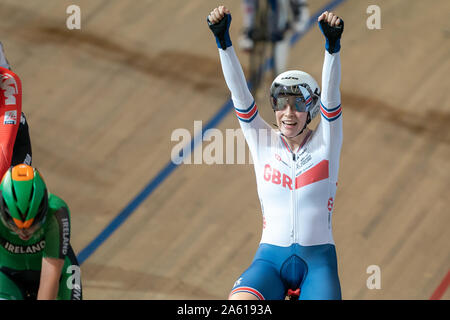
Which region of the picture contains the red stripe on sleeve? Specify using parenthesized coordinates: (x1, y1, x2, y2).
(320, 105, 341, 118)
(235, 104, 257, 120)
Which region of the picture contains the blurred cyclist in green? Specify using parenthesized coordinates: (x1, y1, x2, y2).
(0, 164, 82, 300)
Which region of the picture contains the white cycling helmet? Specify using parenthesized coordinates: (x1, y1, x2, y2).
(270, 70, 321, 123)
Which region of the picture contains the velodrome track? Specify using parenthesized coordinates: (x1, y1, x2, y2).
(1, 0, 449, 299)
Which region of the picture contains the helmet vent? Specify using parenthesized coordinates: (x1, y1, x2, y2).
(32, 189, 48, 227)
(11, 184, 17, 202)
(0, 165, 48, 231)
(16, 206, 26, 221)
(29, 184, 34, 202)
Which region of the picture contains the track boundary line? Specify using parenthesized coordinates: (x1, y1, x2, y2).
(430, 270, 450, 300)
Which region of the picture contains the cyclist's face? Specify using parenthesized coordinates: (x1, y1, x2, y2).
(275, 103, 308, 138)
(12, 224, 39, 241)
(17, 230, 33, 241)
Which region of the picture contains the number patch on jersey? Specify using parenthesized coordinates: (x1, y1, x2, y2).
(3, 110, 17, 125)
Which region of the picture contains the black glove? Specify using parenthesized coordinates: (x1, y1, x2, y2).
(207, 14, 232, 50)
(319, 18, 344, 54)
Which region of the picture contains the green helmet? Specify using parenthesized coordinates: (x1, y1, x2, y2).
(0, 164, 48, 232)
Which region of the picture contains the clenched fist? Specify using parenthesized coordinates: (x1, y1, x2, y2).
(207, 5, 233, 50)
(208, 6, 230, 25)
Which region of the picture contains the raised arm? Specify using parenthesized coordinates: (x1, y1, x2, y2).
(316, 12, 344, 182)
(207, 6, 272, 154)
(0, 42, 11, 70)
(0, 48, 22, 177)
(0, 43, 33, 168)
(208, 7, 255, 119)
(318, 11, 343, 117)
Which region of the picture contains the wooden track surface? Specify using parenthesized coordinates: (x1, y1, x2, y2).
(1, 0, 448, 299)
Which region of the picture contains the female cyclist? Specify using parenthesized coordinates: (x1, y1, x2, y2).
(208, 6, 344, 300)
(0, 41, 33, 173)
(0, 164, 82, 300)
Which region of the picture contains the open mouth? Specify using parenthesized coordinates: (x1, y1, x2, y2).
(18, 232, 32, 241)
(282, 120, 297, 128)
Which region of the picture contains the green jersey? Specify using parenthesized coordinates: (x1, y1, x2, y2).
(0, 193, 71, 270)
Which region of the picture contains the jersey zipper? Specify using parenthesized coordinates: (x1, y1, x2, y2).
(290, 131, 311, 244)
(291, 152, 297, 244)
